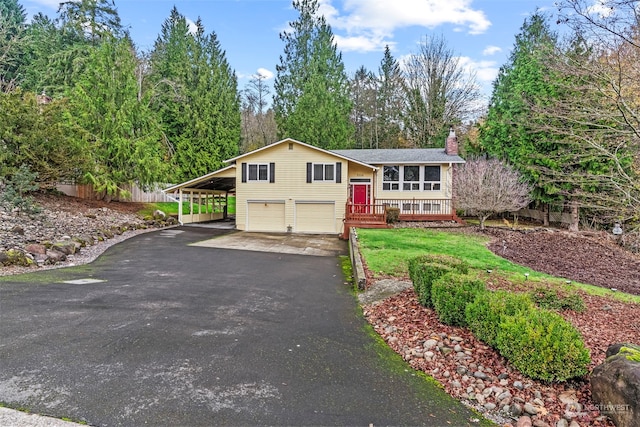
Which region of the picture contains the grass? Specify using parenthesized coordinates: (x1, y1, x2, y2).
(356, 227, 640, 303)
(357, 228, 549, 281)
(138, 197, 236, 217)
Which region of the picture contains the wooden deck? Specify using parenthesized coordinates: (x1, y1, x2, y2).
(341, 199, 461, 239)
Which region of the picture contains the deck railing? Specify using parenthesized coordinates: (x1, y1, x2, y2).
(375, 198, 453, 217)
(345, 203, 387, 222)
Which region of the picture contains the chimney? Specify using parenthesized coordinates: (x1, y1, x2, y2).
(445, 126, 458, 156)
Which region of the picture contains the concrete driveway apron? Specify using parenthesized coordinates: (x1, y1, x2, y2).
(0, 227, 489, 426)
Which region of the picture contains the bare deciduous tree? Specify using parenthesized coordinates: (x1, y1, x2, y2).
(403, 34, 483, 147)
(454, 157, 532, 229)
(241, 72, 277, 152)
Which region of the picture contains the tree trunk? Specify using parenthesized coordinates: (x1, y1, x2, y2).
(569, 198, 579, 232)
(543, 203, 550, 226)
(479, 214, 490, 230)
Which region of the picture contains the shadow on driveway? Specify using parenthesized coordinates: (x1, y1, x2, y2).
(0, 227, 490, 426)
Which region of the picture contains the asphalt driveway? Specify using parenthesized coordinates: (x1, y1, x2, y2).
(0, 227, 488, 426)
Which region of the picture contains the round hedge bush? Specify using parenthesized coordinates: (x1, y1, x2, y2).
(465, 290, 534, 347)
(431, 273, 486, 326)
(408, 254, 469, 307)
(495, 308, 590, 382)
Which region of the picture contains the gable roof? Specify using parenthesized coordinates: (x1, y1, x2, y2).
(225, 138, 377, 170)
(331, 148, 465, 164)
(163, 164, 236, 193)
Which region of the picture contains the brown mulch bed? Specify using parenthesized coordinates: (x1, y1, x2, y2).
(485, 227, 640, 295)
(362, 226, 640, 426)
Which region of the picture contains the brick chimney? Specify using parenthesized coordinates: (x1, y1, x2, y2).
(445, 126, 458, 156)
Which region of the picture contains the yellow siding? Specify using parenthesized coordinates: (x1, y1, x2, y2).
(235, 140, 363, 234)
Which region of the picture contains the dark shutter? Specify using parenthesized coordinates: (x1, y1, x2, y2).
(241, 163, 247, 183)
(306, 162, 312, 183)
(269, 162, 275, 183)
(336, 162, 342, 183)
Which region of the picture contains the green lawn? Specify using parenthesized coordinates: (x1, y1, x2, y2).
(356, 227, 640, 303)
(138, 196, 236, 217)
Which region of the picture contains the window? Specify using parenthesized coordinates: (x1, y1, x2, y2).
(383, 166, 399, 190)
(381, 165, 442, 192)
(242, 162, 275, 183)
(423, 165, 441, 191)
(313, 163, 335, 181)
(248, 164, 269, 182)
(403, 166, 420, 191)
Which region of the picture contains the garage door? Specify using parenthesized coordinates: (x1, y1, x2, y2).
(247, 201, 286, 232)
(295, 202, 336, 233)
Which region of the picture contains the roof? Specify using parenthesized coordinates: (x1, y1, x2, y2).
(225, 138, 377, 171)
(163, 165, 236, 193)
(331, 148, 465, 164)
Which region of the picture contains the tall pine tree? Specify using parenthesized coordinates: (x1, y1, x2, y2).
(273, 0, 353, 149)
(376, 46, 405, 148)
(69, 36, 169, 198)
(149, 8, 240, 182)
(479, 12, 563, 224)
(0, 0, 27, 90)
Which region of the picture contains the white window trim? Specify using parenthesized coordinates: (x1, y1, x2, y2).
(247, 163, 270, 182)
(312, 163, 336, 182)
(382, 165, 442, 192)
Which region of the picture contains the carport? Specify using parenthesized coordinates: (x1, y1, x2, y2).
(163, 165, 236, 225)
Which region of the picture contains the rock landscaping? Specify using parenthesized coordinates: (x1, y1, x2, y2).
(0, 193, 175, 274)
(360, 226, 640, 427)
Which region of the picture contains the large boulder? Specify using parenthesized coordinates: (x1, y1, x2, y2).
(591, 343, 640, 427)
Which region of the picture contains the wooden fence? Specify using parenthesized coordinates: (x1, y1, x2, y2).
(55, 183, 175, 203)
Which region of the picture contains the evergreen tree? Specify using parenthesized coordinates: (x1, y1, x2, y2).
(18, 13, 66, 94)
(0, 0, 26, 90)
(57, 0, 123, 45)
(0, 89, 91, 184)
(273, 0, 353, 149)
(479, 12, 563, 223)
(69, 36, 169, 199)
(149, 8, 240, 182)
(376, 46, 405, 148)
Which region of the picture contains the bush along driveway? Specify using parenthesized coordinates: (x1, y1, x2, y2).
(357, 227, 640, 426)
(0, 227, 491, 426)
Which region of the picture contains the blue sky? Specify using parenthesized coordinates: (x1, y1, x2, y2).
(20, 0, 566, 100)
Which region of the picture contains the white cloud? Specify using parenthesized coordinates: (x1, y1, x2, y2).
(255, 68, 274, 80)
(323, 0, 491, 53)
(185, 18, 198, 35)
(586, 0, 614, 18)
(333, 34, 394, 53)
(482, 45, 502, 56)
(328, 0, 491, 34)
(458, 56, 499, 84)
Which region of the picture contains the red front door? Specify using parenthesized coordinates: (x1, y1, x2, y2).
(351, 184, 370, 213)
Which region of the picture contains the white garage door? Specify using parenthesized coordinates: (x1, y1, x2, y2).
(247, 201, 286, 232)
(295, 202, 336, 233)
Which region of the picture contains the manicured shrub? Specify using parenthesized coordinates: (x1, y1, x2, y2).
(409, 262, 452, 307)
(407, 254, 469, 307)
(465, 290, 534, 347)
(528, 286, 585, 312)
(495, 308, 591, 382)
(385, 207, 400, 224)
(431, 273, 486, 326)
